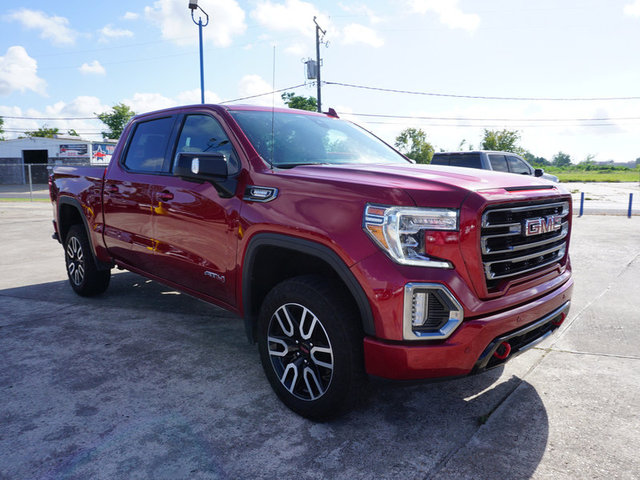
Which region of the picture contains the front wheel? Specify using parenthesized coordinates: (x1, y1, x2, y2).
(257, 275, 364, 420)
(64, 224, 111, 296)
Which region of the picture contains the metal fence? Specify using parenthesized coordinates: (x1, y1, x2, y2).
(0, 162, 107, 201)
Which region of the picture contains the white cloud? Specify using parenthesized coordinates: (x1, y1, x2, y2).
(0, 96, 110, 140)
(123, 92, 177, 113)
(338, 3, 382, 25)
(6, 9, 78, 46)
(342, 24, 384, 47)
(0, 46, 47, 96)
(176, 89, 221, 105)
(624, 0, 640, 17)
(144, 0, 246, 47)
(285, 43, 306, 56)
(236, 74, 286, 107)
(123, 89, 221, 113)
(408, 0, 480, 32)
(123, 12, 140, 20)
(251, 0, 329, 38)
(79, 60, 106, 76)
(99, 24, 134, 42)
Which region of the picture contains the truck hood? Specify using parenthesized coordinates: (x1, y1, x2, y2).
(282, 162, 564, 207)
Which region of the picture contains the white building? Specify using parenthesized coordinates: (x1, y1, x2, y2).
(0, 137, 116, 184)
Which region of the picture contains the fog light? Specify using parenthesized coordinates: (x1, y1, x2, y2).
(403, 283, 464, 340)
(412, 291, 428, 327)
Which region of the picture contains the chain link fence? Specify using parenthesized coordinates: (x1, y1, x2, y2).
(0, 161, 108, 201)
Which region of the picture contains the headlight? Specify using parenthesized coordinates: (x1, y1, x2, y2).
(363, 204, 458, 268)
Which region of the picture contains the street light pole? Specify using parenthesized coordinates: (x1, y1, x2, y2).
(189, 1, 209, 104)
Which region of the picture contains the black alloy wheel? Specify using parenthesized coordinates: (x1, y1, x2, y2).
(257, 275, 364, 420)
(64, 225, 111, 296)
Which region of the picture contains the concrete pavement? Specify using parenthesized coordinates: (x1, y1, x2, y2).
(0, 203, 639, 479)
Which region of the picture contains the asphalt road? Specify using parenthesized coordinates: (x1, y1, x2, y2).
(1, 203, 639, 479)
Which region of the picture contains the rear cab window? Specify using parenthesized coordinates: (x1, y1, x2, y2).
(431, 153, 482, 169)
(122, 116, 175, 173)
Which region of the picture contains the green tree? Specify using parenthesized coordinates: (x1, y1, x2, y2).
(96, 103, 135, 140)
(552, 151, 572, 167)
(281, 92, 317, 111)
(0, 116, 4, 140)
(522, 151, 550, 167)
(635, 157, 640, 168)
(67, 129, 80, 136)
(394, 128, 434, 164)
(26, 126, 60, 138)
(481, 129, 525, 155)
(458, 139, 474, 150)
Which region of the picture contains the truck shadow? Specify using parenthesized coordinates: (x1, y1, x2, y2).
(1, 274, 548, 480)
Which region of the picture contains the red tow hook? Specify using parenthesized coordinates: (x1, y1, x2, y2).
(493, 341, 512, 360)
(552, 312, 567, 327)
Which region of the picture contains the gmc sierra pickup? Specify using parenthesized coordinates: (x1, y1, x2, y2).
(50, 104, 573, 419)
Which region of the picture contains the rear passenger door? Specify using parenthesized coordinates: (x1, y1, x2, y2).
(103, 115, 178, 271)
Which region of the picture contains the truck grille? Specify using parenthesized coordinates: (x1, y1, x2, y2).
(481, 200, 570, 289)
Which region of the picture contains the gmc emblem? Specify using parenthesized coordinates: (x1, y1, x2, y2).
(524, 216, 562, 236)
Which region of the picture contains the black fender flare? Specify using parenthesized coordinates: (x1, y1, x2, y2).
(241, 233, 376, 342)
(57, 196, 111, 271)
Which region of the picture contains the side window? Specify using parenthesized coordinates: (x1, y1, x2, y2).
(174, 115, 239, 174)
(507, 156, 532, 175)
(489, 154, 508, 172)
(123, 117, 174, 173)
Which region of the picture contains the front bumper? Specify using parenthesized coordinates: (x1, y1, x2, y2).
(363, 276, 573, 380)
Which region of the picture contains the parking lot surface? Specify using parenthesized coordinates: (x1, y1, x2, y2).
(1, 203, 639, 479)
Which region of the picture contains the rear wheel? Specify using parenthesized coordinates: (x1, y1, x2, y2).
(64, 224, 111, 296)
(257, 275, 364, 420)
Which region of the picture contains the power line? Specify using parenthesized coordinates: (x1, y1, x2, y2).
(360, 121, 632, 128)
(1, 116, 100, 120)
(324, 81, 640, 102)
(348, 112, 640, 122)
(219, 83, 307, 104)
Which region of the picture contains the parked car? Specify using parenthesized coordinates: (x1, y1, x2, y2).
(50, 105, 572, 419)
(431, 151, 559, 182)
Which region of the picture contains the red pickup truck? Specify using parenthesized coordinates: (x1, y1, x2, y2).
(50, 104, 573, 419)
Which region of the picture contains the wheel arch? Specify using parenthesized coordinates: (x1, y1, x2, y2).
(57, 196, 110, 270)
(241, 233, 375, 343)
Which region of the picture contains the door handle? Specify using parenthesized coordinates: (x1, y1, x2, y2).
(158, 191, 174, 202)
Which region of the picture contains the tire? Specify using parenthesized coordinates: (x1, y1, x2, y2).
(257, 275, 364, 420)
(64, 224, 111, 296)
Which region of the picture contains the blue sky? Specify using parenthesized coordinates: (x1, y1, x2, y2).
(2, 0, 640, 163)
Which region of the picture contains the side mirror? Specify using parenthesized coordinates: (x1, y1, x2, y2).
(534, 168, 544, 177)
(173, 152, 228, 182)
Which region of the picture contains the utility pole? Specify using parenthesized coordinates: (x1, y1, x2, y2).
(314, 16, 326, 113)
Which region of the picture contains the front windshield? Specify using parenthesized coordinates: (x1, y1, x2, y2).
(229, 110, 409, 167)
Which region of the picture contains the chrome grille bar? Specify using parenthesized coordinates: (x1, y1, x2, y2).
(481, 200, 570, 285)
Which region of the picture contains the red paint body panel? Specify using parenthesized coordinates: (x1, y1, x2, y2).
(50, 103, 574, 382)
(363, 276, 573, 380)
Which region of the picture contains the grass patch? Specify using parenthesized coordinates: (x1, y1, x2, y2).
(0, 198, 49, 203)
(557, 170, 640, 182)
